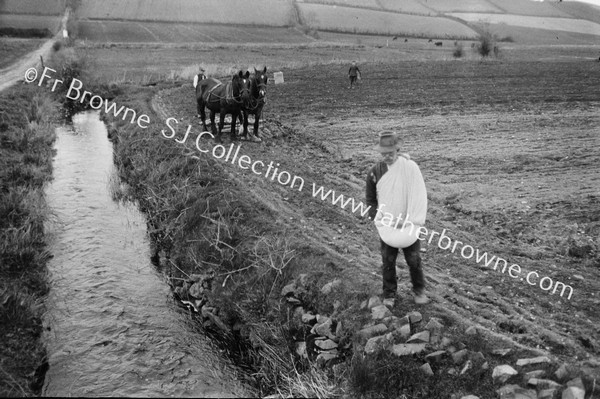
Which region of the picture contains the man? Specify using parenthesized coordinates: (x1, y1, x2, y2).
(348, 61, 361, 89)
(366, 131, 429, 305)
(193, 67, 207, 89)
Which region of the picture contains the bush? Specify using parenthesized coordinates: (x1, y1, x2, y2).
(453, 43, 464, 58)
(476, 31, 496, 58)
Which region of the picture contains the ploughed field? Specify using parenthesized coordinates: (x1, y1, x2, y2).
(161, 57, 600, 369)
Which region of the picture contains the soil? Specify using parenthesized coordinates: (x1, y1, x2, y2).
(157, 56, 600, 378)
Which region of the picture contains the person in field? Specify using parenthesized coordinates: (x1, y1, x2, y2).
(348, 61, 361, 89)
(366, 131, 429, 306)
(193, 67, 207, 89)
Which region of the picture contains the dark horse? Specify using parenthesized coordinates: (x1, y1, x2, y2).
(196, 70, 250, 142)
(239, 67, 268, 142)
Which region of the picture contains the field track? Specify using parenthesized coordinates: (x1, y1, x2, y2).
(157, 58, 600, 369)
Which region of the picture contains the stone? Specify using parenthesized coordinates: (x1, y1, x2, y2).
(311, 318, 335, 338)
(321, 279, 341, 295)
(496, 384, 536, 399)
(367, 296, 382, 309)
(460, 396, 480, 399)
(425, 350, 446, 363)
(286, 297, 302, 305)
(301, 313, 317, 324)
(281, 282, 296, 297)
(315, 339, 338, 351)
(335, 320, 343, 337)
(537, 388, 558, 399)
(383, 297, 395, 308)
(425, 317, 444, 331)
(420, 363, 434, 376)
(407, 311, 423, 324)
(554, 364, 570, 381)
(357, 324, 388, 340)
(470, 351, 485, 363)
(460, 360, 473, 375)
(527, 378, 562, 390)
(360, 300, 368, 310)
(371, 305, 393, 320)
(365, 335, 391, 354)
(392, 343, 426, 356)
(188, 282, 204, 298)
(398, 324, 411, 340)
(524, 369, 546, 380)
(492, 348, 512, 356)
(561, 387, 585, 399)
(492, 365, 518, 384)
(295, 341, 308, 359)
(316, 352, 338, 365)
(452, 349, 469, 365)
(440, 337, 453, 348)
(516, 356, 552, 367)
(566, 377, 585, 391)
(407, 330, 430, 344)
(465, 326, 478, 335)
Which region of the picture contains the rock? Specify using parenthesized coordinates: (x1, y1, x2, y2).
(492, 365, 518, 384)
(335, 320, 343, 337)
(554, 364, 570, 381)
(371, 305, 392, 320)
(440, 337, 453, 348)
(315, 339, 338, 351)
(316, 351, 338, 365)
(561, 387, 585, 399)
(383, 297, 395, 308)
(425, 317, 444, 333)
(293, 306, 305, 320)
(537, 388, 558, 399)
(465, 326, 478, 335)
(360, 300, 368, 310)
(566, 377, 585, 391)
(398, 324, 411, 340)
(452, 349, 469, 365)
(391, 343, 426, 356)
(524, 369, 546, 380)
(407, 330, 430, 344)
(286, 297, 302, 305)
(311, 318, 335, 338)
(407, 311, 422, 324)
(460, 360, 472, 375)
(527, 378, 562, 390)
(321, 279, 341, 295)
(302, 313, 317, 324)
(460, 396, 480, 399)
(365, 335, 391, 354)
(492, 348, 512, 356)
(573, 274, 584, 280)
(482, 362, 489, 370)
(295, 341, 308, 359)
(357, 324, 388, 341)
(420, 363, 434, 376)
(425, 350, 446, 363)
(516, 356, 552, 367)
(447, 368, 458, 376)
(470, 351, 485, 363)
(496, 384, 536, 399)
(281, 282, 296, 297)
(367, 296, 382, 309)
(188, 282, 204, 298)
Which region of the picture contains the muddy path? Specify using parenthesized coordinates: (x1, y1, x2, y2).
(158, 58, 600, 375)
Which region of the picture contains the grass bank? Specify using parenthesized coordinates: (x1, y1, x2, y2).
(103, 79, 557, 398)
(0, 84, 58, 396)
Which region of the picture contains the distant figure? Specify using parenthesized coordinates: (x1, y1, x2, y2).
(435, 41, 443, 47)
(193, 67, 207, 89)
(404, 38, 408, 42)
(348, 61, 361, 89)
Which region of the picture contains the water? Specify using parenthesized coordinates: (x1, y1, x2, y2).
(42, 112, 248, 397)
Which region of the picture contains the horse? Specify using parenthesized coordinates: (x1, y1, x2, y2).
(196, 70, 251, 142)
(238, 67, 268, 142)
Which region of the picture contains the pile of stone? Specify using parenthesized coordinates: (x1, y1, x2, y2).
(280, 275, 595, 399)
(173, 271, 231, 334)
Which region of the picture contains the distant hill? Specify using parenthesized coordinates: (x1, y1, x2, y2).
(1, 0, 599, 44)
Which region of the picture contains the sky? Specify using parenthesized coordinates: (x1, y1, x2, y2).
(561, 0, 600, 6)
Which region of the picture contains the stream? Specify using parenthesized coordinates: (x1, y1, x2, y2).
(42, 111, 248, 397)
